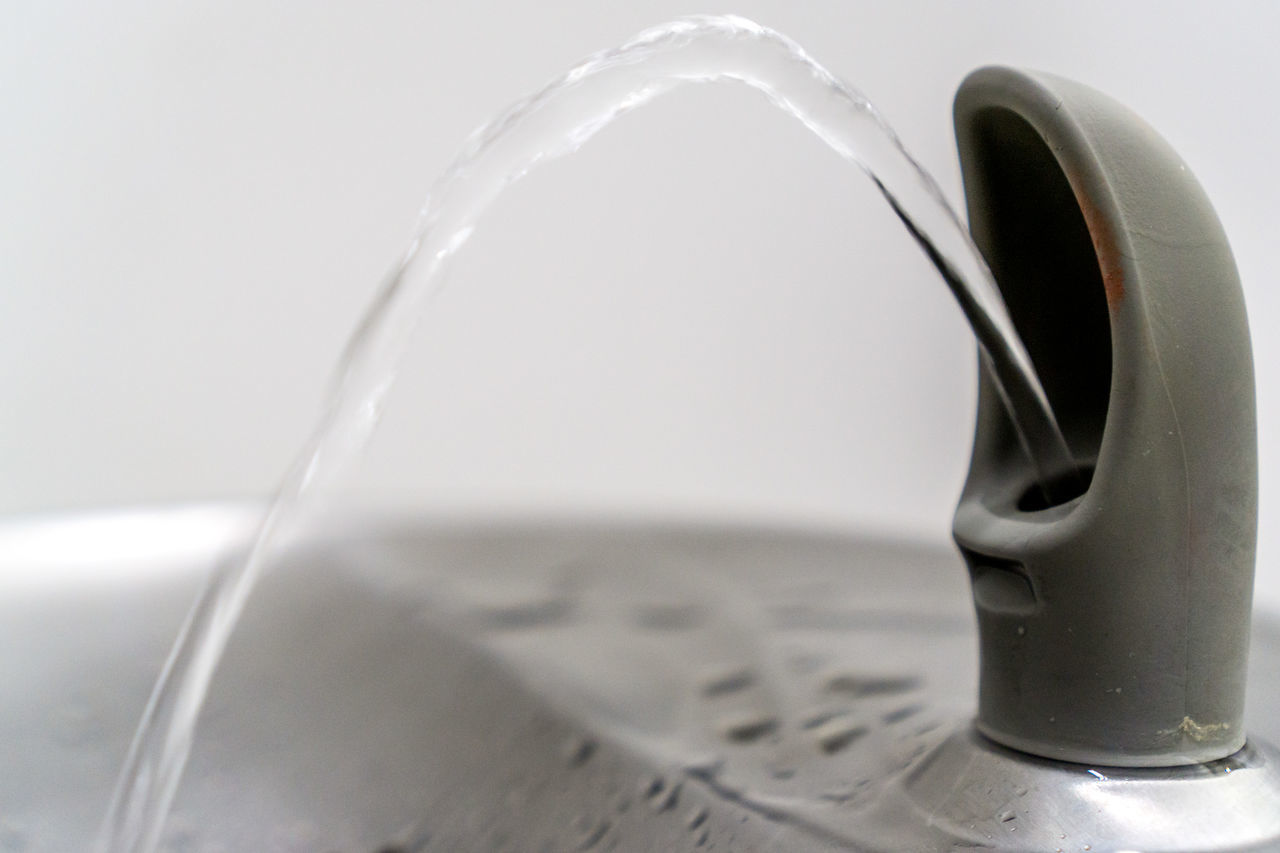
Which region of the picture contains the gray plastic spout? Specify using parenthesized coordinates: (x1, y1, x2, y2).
(952, 67, 1257, 767)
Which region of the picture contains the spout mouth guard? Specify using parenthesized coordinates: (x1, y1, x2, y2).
(951, 67, 1257, 767)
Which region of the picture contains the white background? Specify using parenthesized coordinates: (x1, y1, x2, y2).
(4, 2, 1278, 607)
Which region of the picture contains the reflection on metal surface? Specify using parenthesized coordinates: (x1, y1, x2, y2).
(1, 506, 1278, 850)
(0, 505, 255, 588)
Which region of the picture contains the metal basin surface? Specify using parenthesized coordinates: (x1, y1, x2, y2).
(3, 505, 1279, 851)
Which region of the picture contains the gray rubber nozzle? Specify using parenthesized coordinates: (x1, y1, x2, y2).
(952, 67, 1257, 767)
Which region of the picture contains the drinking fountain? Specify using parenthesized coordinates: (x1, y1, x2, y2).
(1, 64, 1277, 852)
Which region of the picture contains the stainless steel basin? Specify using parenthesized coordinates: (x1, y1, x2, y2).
(4, 505, 1279, 851)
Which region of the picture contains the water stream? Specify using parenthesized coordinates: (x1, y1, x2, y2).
(95, 16, 1076, 853)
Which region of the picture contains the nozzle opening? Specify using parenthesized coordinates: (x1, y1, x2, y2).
(1017, 465, 1094, 512)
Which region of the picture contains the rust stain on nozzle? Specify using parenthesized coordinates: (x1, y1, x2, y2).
(1075, 189, 1126, 308)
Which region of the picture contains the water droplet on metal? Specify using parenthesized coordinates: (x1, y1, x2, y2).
(700, 667, 755, 698)
(717, 712, 779, 744)
(653, 780, 682, 812)
(824, 674, 921, 697)
(682, 754, 725, 780)
(812, 716, 868, 754)
(562, 735, 597, 767)
(572, 817, 610, 851)
(475, 596, 574, 630)
(800, 707, 850, 730)
(882, 704, 924, 724)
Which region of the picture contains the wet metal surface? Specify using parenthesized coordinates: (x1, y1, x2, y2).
(1, 506, 1278, 850)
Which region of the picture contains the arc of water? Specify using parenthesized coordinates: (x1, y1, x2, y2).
(97, 15, 1075, 853)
